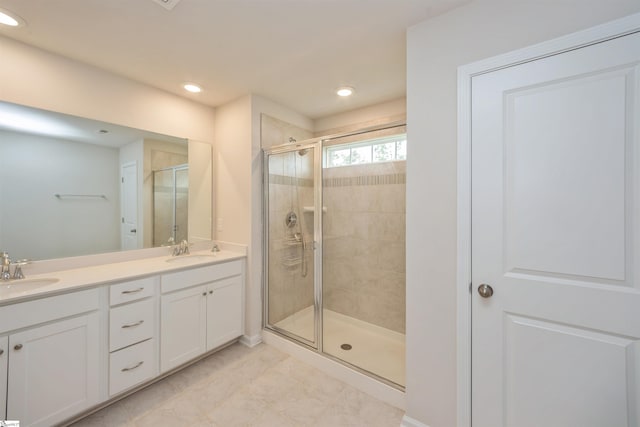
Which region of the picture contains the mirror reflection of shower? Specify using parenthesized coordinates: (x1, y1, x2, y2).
(153, 164, 188, 246)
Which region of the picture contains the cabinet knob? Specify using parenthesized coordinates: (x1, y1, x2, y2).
(202, 292, 207, 296)
(209, 290, 213, 294)
(14, 344, 23, 351)
(0, 349, 3, 355)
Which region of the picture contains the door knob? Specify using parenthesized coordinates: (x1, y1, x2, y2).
(478, 284, 494, 298)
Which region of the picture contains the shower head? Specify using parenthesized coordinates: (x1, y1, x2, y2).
(288, 137, 297, 143)
(298, 148, 309, 156)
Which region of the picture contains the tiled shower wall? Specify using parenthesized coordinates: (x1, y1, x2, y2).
(267, 153, 315, 325)
(323, 161, 406, 334)
(262, 114, 316, 326)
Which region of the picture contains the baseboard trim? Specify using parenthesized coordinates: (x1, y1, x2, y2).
(239, 334, 262, 347)
(401, 415, 430, 427)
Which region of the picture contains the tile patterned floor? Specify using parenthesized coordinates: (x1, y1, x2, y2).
(70, 342, 405, 427)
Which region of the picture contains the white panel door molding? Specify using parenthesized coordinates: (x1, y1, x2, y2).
(458, 13, 640, 427)
(121, 161, 139, 251)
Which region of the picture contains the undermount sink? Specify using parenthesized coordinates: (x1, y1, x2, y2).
(0, 277, 60, 292)
(165, 254, 217, 264)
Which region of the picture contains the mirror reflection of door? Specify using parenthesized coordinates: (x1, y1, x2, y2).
(120, 162, 138, 250)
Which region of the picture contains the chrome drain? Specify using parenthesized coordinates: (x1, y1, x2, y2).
(340, 343, 352, 350)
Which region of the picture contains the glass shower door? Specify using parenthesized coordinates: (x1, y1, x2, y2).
(264, 145, 318, 347)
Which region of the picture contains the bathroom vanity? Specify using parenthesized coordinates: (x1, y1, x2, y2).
(0, 245, 246, 427)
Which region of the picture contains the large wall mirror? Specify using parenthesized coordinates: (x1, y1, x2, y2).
(0, 101, 213, 261)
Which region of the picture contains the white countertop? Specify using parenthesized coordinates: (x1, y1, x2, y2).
(0, 248, 246, 306)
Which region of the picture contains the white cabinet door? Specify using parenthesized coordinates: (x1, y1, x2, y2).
(0, 335, 7, 420)
(7, 312, 100, 427)
(160, 285, 207, 372)
(207, 276, 243, 351)
(471, 31, 640, 427)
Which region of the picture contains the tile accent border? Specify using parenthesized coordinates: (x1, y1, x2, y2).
(268, 172, 407, 188)
(268, 174, 314, 187)
(324, 173, 406, 187)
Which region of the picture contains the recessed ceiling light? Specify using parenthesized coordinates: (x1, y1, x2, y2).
(336, 87, 354, 97)
(0, 8, 25, 27)
(183, 83, 202, 93)
(151, 0, 182, 11)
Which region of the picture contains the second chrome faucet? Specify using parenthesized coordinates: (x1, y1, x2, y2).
(171, 239, 190, 256)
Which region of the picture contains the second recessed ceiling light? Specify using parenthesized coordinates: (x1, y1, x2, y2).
(337, 87, 354, 97)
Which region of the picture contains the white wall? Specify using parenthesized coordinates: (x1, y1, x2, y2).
(405, 1, 640, 426)
(0, 35, 215, 146)
(0, 130, 120, 260)
(214, 93, 314, 342)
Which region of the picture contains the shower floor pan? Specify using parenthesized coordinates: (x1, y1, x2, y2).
(274, 306, 405, 387)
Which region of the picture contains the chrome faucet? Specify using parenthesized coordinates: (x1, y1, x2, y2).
(1, 252, 11, 281)
(211, 244, 220, 253)
(180, 239, 190, 255)
(12, 259, 31, 279)
(171, 239, 190, 256)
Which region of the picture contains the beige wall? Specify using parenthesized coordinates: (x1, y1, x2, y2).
(0, 36, 215, 143)
(323, 161, 406, 333)
(314, 97, 406, 136)
(406, 2, 640, 426)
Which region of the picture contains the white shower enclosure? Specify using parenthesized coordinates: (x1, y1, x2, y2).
(263, 123, 407, 388)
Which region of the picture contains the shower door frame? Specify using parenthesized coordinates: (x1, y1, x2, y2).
(263, 121, 407, 389)
(263, 141, 324, 351)
(153, 163, 189, 246)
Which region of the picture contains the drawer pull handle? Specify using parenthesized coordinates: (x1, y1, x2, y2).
(0, 349, 3, 355)
(121, 361, 144, 372)
(122, 287, 144, 294)
(122, 320, 144, 329)
(14, 344, 23, 351)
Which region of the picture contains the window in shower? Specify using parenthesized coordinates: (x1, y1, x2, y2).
(325, 134, 407, 168)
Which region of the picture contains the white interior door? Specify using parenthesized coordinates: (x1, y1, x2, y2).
(121, 162, 138, 250)
(471, 31, 640, 427)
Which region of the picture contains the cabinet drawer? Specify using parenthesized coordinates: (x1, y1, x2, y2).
(110, 277, 157, 306)
(0, 289, 99, 334)
(161, 260, 242, 294)
(110, 299, 155, 351)
(109, 338, 156, 396)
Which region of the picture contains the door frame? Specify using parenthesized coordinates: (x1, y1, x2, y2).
(120, 161, 139, 250)
(455, 13, 640, 427)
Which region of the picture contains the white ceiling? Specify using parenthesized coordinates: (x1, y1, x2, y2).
(0, 0, 467, 119)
